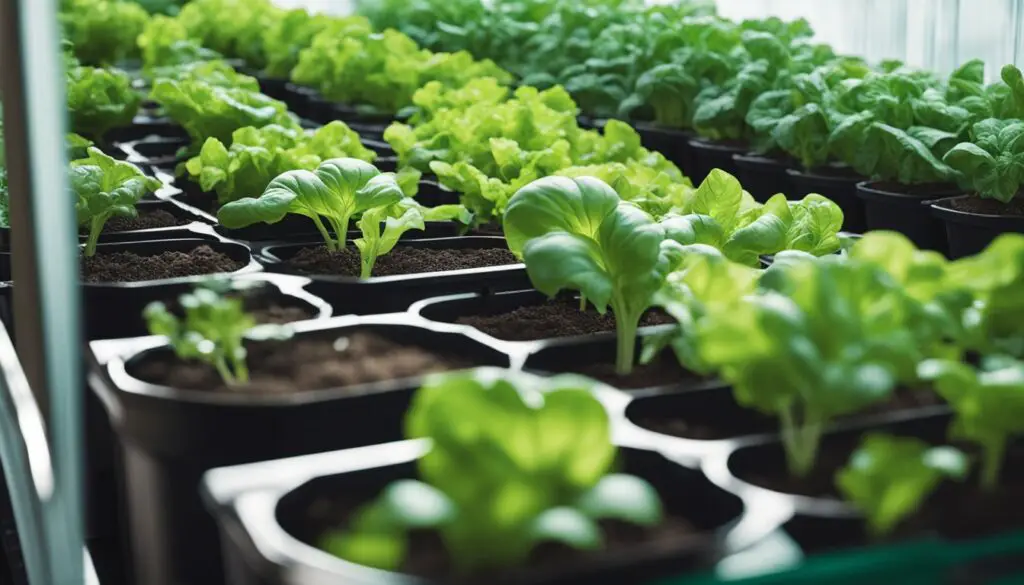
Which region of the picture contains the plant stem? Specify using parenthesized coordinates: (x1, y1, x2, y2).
(215, 357, 237, 386)
(311, 216, 336, 252)
(612, 299, 639, 376)
(84, 216, 107, 257)
(780, 402, 823, 478)
(579, 295, 587, 312)
(359, 254, 375, 280)
(981, 437, 1006, 491)
(327, 215, 350, 251)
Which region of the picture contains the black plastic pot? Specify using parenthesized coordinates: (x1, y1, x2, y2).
(733, 153, 796, 203)
(281, 83, 320, 119)
(260, 237, 529, 316)
(305, 96, 396, 137)
(88, 317, 511, 585)
(104, 116, 188, 143)
(687, 139, 747, 186)
(83, 238, 260, 339)
(252, 74, 291, 102)
(787, 168, 867, 233)
(171, 179, 462, 243)
(123, 135, 190, 171)
(632, 123, 696, 179)
(200, 442, 747, 585)
(855, 181, 963, 254)
(931, 196, 1024, 259)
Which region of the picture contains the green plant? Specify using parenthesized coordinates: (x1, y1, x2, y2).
(217, 158, 467, 277)
(60, 0, 149, 65)
(176, 0, 281, 68)
(692, 257, 947, 477)
(943, 118, 1024, 203)
(324, 368, 662, 572)
(144, 284, 293, 386)
(918, 355, 1024, 490)
(151, 78, 300, 148)
(71, 148, 161, 256)
(262, 11, 372, 79)
(503, 175, 684, 374)
(184, 122, 377, 206)
(947, 233, 1024, 358)
(836, 433, 967, 537)
(138, 14, 220, 73)
(66, 66, 141, 142)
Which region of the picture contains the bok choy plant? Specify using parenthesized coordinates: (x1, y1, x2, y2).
(71, 148, 161, 257)
(323, 368, 663, 572)
(217, 158, 469, 278)
(145, 283, 293, 386)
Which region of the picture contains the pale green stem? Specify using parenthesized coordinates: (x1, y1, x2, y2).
(84, 215, 107, 257)
(612, 298, 640, 376)
(327, 215, 350, 251)
(780, 402, 824, 478)
(359, 253, 376, 280)
(981, 437, 1006, 491)
(311, 216, 336, 252)
(215, 356, 237, 386)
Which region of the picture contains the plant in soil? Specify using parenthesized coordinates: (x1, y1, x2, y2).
(185, 121, 380, 206)
(836, 433, 968, 537)
(503, 175, 687, 375)
(943, 117, 1024, 212)
(71, 148, 162, 257)
(689, 256, 954, 477)
(917, 354, 1024, 491)
(59, 0, 149, 66)
(321, 368, 663, 573)
(145, 283, 293, 387)
(217, 158, 470, 278)
(138, 15, 223, 78)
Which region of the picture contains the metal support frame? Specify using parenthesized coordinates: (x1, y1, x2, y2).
(0, 0, 85, 582)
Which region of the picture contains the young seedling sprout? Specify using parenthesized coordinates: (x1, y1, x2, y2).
(144, 282, 292, 386)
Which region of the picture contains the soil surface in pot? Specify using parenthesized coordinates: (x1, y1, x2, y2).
(95, 210, 189, 233)
(638, 387, 940, 442)
(247, 304, 313, 325)
(132, 331, 470, 394)
(284, 246, 518, 277)
(456, 299, 674, 341)
(743, 436, 1024, 539)
(81, 245, 244, 283)
(298, 489, 703, 583)
(569, 352, 704, 390)
(943, 195, 1024, 217)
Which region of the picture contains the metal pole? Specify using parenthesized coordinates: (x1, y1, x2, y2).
(0, 0, 85, 582)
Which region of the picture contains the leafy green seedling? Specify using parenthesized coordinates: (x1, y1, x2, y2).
(693, 258, 941, 477)
(71, 148, 162, 257)
(66, 66, 142, 142)
(324, 368, 663, 572)
(836, 433, 968, 537)
(144, 284, 293, 386)
(918, 355, 1024, 490)
(503, 175, 684, 375)
(218, 158, 468, 278)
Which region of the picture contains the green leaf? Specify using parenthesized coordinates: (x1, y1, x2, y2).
(576, 474, 663, 526)
(528, 508, 602, 550)
(503, 175, 620, 257)
(355, 205, 425, 279)
(66, 66, 141, 141)
(836, 433, 967, 537)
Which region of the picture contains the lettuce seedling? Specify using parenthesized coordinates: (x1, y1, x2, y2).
(918, 355, 1024, 490)
(262, 11, 372, 79)
(176, 0, 281, 68)
(66, 66, 141, 142)
(324, 368, 662, 572)
(145, 285, 292, 386)
(185, 122, 377, 206)
(71, 148, 161, 257)
(355, 199, 471, 278)
(151, 78, 300, 148)
(836, 433, 967, 537)
(693, 258, 939, 477)
(60, 0, 149, 65)
(660, 169, 844, 266)
(504, 176, 684, 374)
(943, 118, 1024, 203)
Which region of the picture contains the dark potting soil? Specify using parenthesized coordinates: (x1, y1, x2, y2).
(572, 352, 704, 391)
(945, 196, 1024, 217)
(250, 304, 313, 325)
(132, 331, 469, 394)
(743, 436, 1024, 539)
(284, 246, 519, 277)
(81, 245, 244, 283)
(298, 489, 702, 583)
(637, 387, 940, 442)
(455, 299, 674, 341)
(102, 210, 189, 232)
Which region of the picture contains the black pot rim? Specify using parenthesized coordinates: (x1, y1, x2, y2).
(259, 236, 525, 284)
(733, 152, 796, 170)
(686, 138, 750, 155)
(930, 195, 1024, 228)
(98, 314, 513, 408)
(856, 180, 965, 204)
(200, 436, 772, 585)
(82, 237, 261, 288)
(785, 167, 864, 183)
